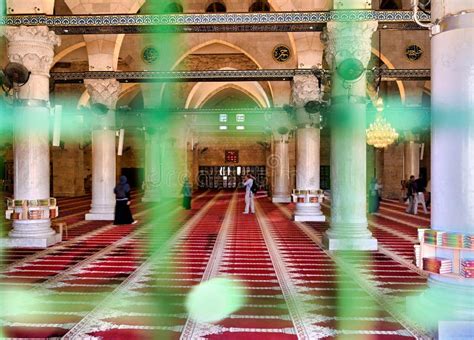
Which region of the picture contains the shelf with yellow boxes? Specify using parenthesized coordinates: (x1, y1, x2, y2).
(5, 198, 59, 221)
(415, 228, 474, 279)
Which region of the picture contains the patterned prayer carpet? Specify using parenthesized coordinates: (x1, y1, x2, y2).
(0, 192, 432, 339)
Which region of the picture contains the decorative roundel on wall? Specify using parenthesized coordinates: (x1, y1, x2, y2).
(405, 45, 423, 61)
(272, 45, 291, 63)
(142, 46, 159, 64)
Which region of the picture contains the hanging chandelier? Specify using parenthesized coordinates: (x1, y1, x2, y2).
(366, 98, 399, 148)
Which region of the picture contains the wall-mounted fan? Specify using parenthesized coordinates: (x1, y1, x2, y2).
(336, 58, 365, 82)
(91, 102, 109, 115)
(0, 62, 31, 95)
(257, 141, 270, 150)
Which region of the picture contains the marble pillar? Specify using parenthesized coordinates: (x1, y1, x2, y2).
(407, 4, 474, 334)
(292, 75, 325, 221)
(375, 148, 384, 182)
(322, 19, 378, 250)
(142, 130, 161, 202)
(404, 140, 420, 179)
(84, 79, 120, 221)
(160, 136, 181, 199)
(3, 26, 61, 248)
(272, 133, 291, 203)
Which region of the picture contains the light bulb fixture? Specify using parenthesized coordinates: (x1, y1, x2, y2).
(375, 96, 384, 112)
(366, 109, 399, 149)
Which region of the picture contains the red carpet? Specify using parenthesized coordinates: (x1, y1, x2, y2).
(0, 191, 430, 338)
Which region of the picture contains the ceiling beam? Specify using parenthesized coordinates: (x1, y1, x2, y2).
(119, 108, 282, 115)
(1, 11, 430, 34)
(51, 68, 431, 83)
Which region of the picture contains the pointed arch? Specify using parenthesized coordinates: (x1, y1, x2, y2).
(53, 42, 86, 67)
(371, 47, 406, 104)
(159, 40, 276, 106)
(186, 80, 271, 109)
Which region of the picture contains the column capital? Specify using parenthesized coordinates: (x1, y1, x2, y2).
(322, 21, 377, 69)
(5, 25, 60, 76)
(273, 131, 290, 143)
(292, 74, 321, 107)
(84, 79, 121, 109)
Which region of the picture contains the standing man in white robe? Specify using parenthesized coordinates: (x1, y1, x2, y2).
(243, 174, 255, 214)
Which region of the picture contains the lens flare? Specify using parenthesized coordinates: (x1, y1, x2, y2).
(185, 277, 247, 323)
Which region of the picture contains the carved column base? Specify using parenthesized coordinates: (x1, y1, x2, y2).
(406, 275, 474, 334)
(323, 235, 378, 251)
(272, 195, 291, 203)
(294, 203, 326, 222)
(323, 223, 377, 251)
(85, 203, 115, 221)
(142, 189, 160, 202)
(2, 220, 61, 248)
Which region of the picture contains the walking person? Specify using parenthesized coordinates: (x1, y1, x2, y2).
(425, 179, 431, 209)
(182, 177, 192, 210)
(368, 177, 379, 214)
(400, 179, 407, 203)
(405, 175, 417, 214)
(243, 173, 255, 214)
(414, 176, 428, 215)
(113, 175, 136, 225)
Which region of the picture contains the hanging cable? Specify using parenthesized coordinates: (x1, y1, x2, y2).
(412, 0, 432, 28)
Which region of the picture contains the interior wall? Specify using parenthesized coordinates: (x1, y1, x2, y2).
(197, 135, 267, 166)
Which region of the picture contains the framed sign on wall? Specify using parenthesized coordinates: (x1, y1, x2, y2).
(225, 150, 239, 163)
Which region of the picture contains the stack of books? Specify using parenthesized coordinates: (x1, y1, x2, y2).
(463, 235, 474, 249)
(414, 245, 421, 267)
(424, 230, 438, 245)
(441, 233, 463, 248)
(461, 260, 474, 278)
(423, 257, 452, 274)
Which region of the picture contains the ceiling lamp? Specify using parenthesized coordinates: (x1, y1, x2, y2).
(366, 98, 399, 148)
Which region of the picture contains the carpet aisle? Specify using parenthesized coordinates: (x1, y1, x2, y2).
(0, 191, 211, 338)
(0, 192, 433, 339)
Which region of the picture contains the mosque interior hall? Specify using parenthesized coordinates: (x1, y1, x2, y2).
(0, 0, 473, 339)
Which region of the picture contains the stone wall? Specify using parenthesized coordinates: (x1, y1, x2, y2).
(198, 135, 267, 166)
(383, 143, 405, 199)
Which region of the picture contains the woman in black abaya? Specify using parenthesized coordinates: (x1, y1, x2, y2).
(114, 175, 135, 225)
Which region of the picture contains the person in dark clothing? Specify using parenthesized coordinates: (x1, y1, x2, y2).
(414, 176, 428, 214)
(114, 175, 136, 225)
(182, 177, 192, 210)
(368, 177, 381, 213)
(405, 175, 417, 214)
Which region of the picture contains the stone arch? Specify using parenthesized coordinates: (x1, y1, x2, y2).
(52, 42, 86, 67)
(186, 80, 271, 109)
(205, 0, 227, 12)
(158, 40, 278, 107)
(199, 84, 264, 108)
(371, 47, 407, 104)
(163, 1, 184, 13)
(171, 39, 266, 71)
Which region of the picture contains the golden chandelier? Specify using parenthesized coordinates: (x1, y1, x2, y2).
(366, 98, 399, 148)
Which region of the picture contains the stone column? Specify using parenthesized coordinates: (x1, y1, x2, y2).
(404, 138, 420, 179)
(142, 128, 161, 202)
(292, 75, 325, 222)
(321, 19, 378, 250)
(161, 135, 181, 199)
(407, 3, 474, 334)
(272, 133, 291, 203)
(375, 148, 384, 182)
(84, 79, 120, 220)
(4, 26, 61, 248)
